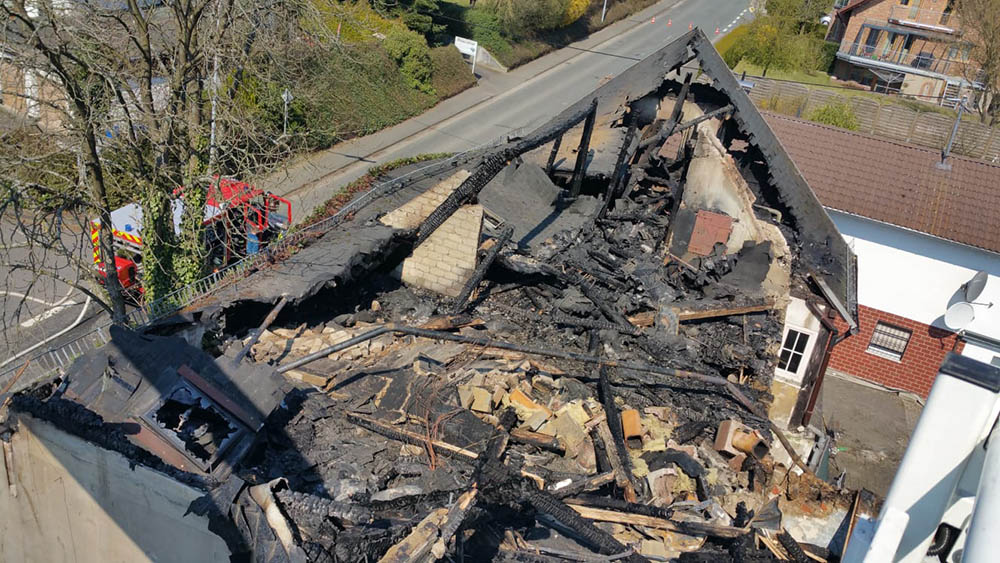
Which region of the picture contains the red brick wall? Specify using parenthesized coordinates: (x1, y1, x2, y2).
(828, 304, 964, 398)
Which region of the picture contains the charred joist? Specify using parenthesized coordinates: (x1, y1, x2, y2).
(275, 489, 373, 525)
(574, 276, 632, 328)
(777, 530, 813, 563)
(545, 135, 563, 176)
(233, 296, 288, 366)
(344, 412, 478, 463)
(525, 487, 646, 561)
(564, 495, 673, 520)
(598, 367, 644, 500)
(636, 73, 692, 167)
(452, 225, 514, 314)
(416, 103, 596, 248)
(570, 99, 599, 199)
(417, 151, 511, 246)
(598, 122, 640, 219)
(673, 104, 734, 134)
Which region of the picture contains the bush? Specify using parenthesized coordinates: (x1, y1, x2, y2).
(384, 27, 435, 94)
(482, 0, 567, 38)
(808, 101, 860, 130)
(430, 46, 476, 99)
(460, 8, 513, 60)
(235, 44, 437, 151)
(563, 0, 589, 25)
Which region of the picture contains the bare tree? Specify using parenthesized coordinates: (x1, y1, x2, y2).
(0, 0, 319, 334)
(955, 0, 1000, 123)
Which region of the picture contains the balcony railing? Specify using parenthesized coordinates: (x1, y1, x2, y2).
(839, 41, 979, 79)
(887, 5, 959, 32)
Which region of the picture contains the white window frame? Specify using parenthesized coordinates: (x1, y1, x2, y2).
(776, 325, 817, 382)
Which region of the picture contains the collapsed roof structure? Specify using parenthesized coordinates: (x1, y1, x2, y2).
(1, 30, 864, 563)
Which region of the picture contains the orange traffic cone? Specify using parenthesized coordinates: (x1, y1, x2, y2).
(667, 19, 672, 26)
(715, 26, 720, 34)
(651, 16, 656, 23)
(688, 22, 693, 30)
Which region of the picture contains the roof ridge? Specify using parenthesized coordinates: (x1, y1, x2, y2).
(761, 111, 1000, 171)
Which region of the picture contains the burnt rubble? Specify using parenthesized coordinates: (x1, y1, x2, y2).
(0, 30, 863, 563)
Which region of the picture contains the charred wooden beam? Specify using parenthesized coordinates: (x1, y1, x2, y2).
(598, 367, 644, 502)
(452, 225, 514, 314)
(673, 103, 734, 134)
(564, 495, 673, 520)
(233, 296, 288, 366)
(598, 120, 640, 219)
(416, 101, 596, 247)
(510, 428, 565, 455)
(636, 72, 692, 167)
(545, 135, 563, 176)
(570, 99, 599, 198)
(550, 471, 615, 499)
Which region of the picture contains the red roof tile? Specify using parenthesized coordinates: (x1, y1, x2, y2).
(762, 111, 1000, 254)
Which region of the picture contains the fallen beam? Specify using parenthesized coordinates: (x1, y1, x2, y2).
(567, 504, 747, 539)
(278, 324, 815, 475)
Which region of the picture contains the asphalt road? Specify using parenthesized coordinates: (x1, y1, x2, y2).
(1, 0, 750, 377)
(0, 221, 106, 377)
(270, 0, 752, 218)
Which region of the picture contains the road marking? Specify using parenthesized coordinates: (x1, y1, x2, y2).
(20, 301, 78, 328)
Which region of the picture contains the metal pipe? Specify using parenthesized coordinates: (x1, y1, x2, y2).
(233, 296, 288, 366)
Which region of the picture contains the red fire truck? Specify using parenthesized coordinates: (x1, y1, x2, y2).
(92, 178, 292, 296)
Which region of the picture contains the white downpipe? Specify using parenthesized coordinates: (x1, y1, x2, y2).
(0, 295, 92, 370)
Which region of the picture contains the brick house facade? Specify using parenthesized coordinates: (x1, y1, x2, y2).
(764, 112, 1000, 399)
(827, 304, 964, 397)
(827, 0, 983, 105)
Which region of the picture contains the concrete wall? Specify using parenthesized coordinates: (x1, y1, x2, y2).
(0, 415, 230, 563)
(825, 209, 999, 395)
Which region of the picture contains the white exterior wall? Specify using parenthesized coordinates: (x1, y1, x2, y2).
(776, 296, 823, 386)
(828, 209, 1000, 362)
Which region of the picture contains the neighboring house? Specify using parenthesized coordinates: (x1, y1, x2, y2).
(827, 0, 983, 106)
(0, 54, 66, 130)
(765, 111, 1000, 397)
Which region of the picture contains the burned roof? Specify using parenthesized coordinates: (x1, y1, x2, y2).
(764, 111, 1000, 254)
(9, 326, 286, 478)
(1, 29, 862, 563)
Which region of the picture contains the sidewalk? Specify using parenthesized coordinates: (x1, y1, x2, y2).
(260, 0, 685, 219)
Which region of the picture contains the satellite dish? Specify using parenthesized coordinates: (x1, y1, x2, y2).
(964, 271, 989, 302)
(945, 302, 976, 331)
